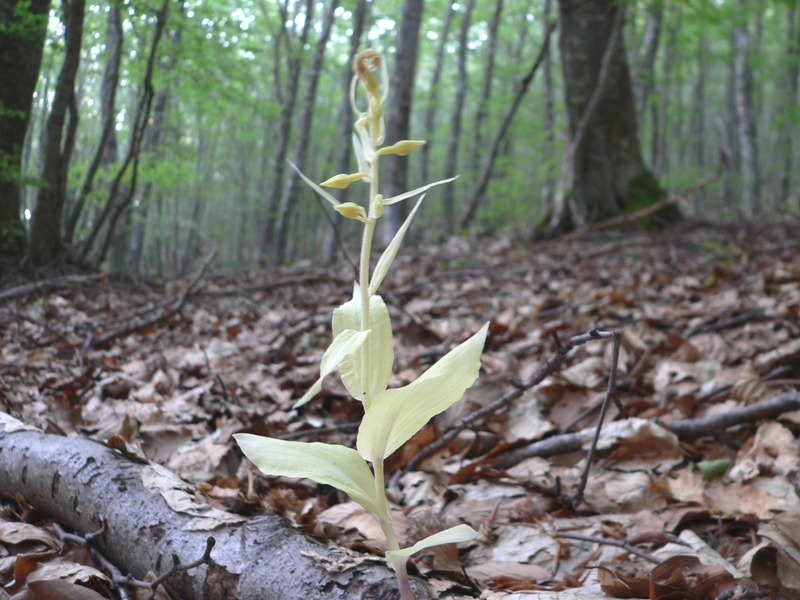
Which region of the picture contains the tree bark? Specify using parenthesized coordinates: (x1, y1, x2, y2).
(540, 0, 557, 212)
(458, 20, 555, 231)
(28, 0, 85, 266)
(442, 0, 476, 234)
(272, 0, 338, 266)
(0, 0, 51, 260)
(419, 3, 454, 186)
(380, 0, 425, 247)
(323, 0, 368, 264)
(78, 0, 168, 268)
(633, 1, 663, 119)
(65, 3, 123, 246)
(779, 3, 800, 207)
(257, 0, 314, 265)
(546, 0, 662, 234)
(733, 7, 761, 217)
(0, 413, 432, 599)
(468, 0, 503, 211)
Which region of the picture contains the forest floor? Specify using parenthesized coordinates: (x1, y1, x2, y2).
(2, 219, 800, 599)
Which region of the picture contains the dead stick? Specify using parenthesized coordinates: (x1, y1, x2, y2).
(489, 391, 800, 471)
(572, 332, 621, 507)
(85, 250, 217, 350)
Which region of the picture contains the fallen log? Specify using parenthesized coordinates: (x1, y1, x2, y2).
(0, 413, 433, 599)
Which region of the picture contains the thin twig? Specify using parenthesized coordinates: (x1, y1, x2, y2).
(555, 530, 661, 564)
(573, 332, 620, 507)
(480, 390, 800, 472)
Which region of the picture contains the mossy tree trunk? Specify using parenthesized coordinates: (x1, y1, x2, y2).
(544, 0, 672, 235)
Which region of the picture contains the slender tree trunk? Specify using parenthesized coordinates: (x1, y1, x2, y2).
(733, 14, 760, 217)
(540, 0, 556, 212)
(257, 0, 314, 265)
(442, 0, 476, 234)
(652, 5, 679, 176)
(272, 0, 338, 266)
(78, 0, 168, 268)
(380, 0, 425, 246)
(28, 0, 85, 266)
(458, 20, 555, 231)
(65, 3, 123, 246)
(633, 1, 663, 119)
(323, 0, 368, 264)
(469, 0, 503, 209)
(690, 33, 708, 210)
(420, 3, 454, 186)
(0, 0, 51, 260)
(779, 3, 800, 206)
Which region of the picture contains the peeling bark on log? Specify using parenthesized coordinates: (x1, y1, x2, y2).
(0, 414, 432, 599)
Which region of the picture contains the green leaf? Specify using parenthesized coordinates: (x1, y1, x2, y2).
(332, 290, 394, 402)
(293, 329, 370, 408)
(386, 524, 478, 559)
(381, 175, 458, 206)
(694, 458, 731, 481)
(357, 322, 489, 463)
(369, 195, 424, 296)
(287, 160, 340, 207)
(234, 434, 382, 515)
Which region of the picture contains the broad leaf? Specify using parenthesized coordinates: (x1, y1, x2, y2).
(386, 524, 478, 559)
(357, 322, 489, 463)
(332, 290, 394, 402)
(234, 434, 381, 515)
(293, 329, 369, 408)
(369, 196, 424, 296)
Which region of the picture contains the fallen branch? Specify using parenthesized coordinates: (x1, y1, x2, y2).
(83, 250, 216, 351)
(0, 273, 104, 303)
(477, 391, 800, 472)
(0, 412, 434, 599)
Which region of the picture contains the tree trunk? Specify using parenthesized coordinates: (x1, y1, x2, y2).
(0, 0, 50, 260)
(64, 3, 123, 246)
(546, 0, 663, 234)
(271, 0, 338, 266)
(419, 3, 454, 186)
(379, 0, 425, 247)
(78, 0, 168, 268)
(28, 0, 85, 267)
(458, 20, 555, 231)
(633, 1, 663, 119)
(733, 10, 760, 217)
(442, 0, 476, 234)
(540, 0, 557, 212)
(323, 0, 368, 264)
(468, 0, 503, 214)
(257, 0, 314, 265)
(779, 3, 800, 206)
(0, 413, 432, 599)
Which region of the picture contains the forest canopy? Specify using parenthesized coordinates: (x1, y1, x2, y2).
(1, 0, 797, 274)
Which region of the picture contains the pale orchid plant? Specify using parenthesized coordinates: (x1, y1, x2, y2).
(234, 50, 487, 599)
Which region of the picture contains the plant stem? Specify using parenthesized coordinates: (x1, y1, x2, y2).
(359, 217, 375, 410)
